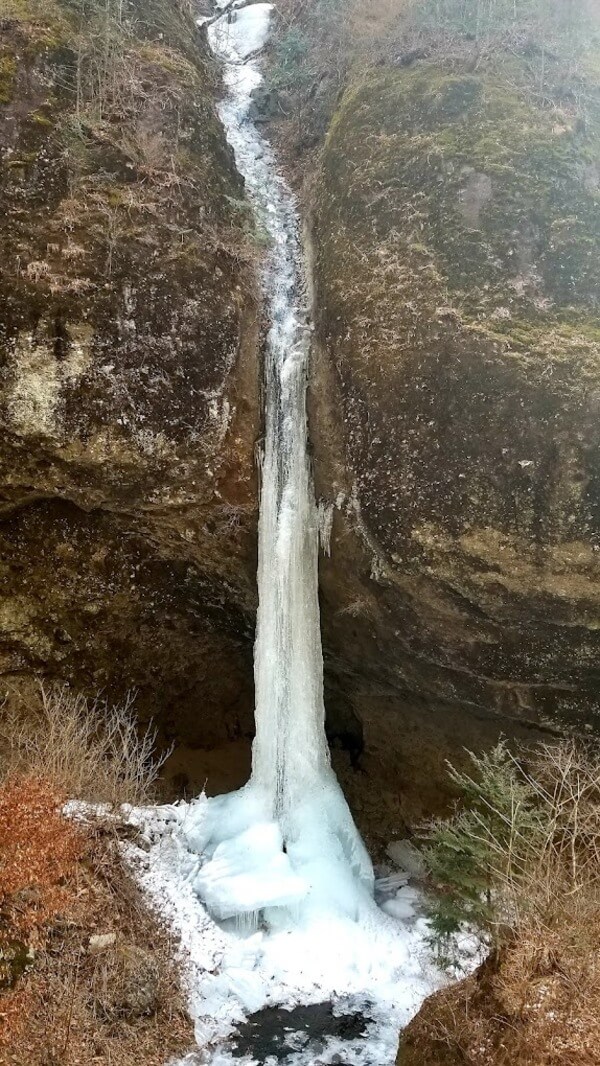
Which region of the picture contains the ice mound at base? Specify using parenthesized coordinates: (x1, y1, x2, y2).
(194, 821, 309, 921)
(119, 797, 454, 1066)
(182, 782, 376, 926)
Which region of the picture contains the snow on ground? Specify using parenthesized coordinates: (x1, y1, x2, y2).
(209, 4, 274, 62)
(118, 799, 448, 1066)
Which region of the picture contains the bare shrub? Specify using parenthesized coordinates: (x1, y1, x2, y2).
(266, 0, 600, 177)
(1, 685, 171, 807)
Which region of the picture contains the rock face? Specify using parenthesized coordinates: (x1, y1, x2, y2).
(0, 0, 259, 747)
(3, 1, 600, 827)
(311, 57, 600, 817)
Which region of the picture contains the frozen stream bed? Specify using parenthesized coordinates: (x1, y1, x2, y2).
(119, 797, 446, 1066)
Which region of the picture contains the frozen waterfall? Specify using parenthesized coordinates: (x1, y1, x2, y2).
(184, 1, 374, 926)
(116, 8, 450, 1056)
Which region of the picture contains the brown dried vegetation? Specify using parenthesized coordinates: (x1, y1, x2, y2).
(0, 689, 192, 1062)
(0, 774, 84, 1051)
(399, 743, 600, 1066)
(1, 684, 171, 807)
(1, 813, 193, 1064)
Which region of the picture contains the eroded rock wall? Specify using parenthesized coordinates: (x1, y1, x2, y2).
(0, 0, 260, 746)
(310, 56, 600, 817)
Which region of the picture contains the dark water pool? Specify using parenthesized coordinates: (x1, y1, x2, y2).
(229, 1001, 368, 1061)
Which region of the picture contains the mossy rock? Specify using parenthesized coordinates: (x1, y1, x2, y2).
(0, 0, 260, 741)
(0, 941, 34, 988)
(312, 51, 600, 746)
(0, 55, 17, 103)
(319, 60, 600, 358)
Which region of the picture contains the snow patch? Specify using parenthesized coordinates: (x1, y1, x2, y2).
(120, 801, 446, 1065)
(209, 4, 273, 62)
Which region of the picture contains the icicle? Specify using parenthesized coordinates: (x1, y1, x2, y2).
(232, 910, 261, 936)
(317, 500, 334, 557)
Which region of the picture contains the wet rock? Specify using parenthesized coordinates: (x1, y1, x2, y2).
(230, 1002, 368, 1061)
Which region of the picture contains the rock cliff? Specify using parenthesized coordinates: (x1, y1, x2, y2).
(0, 0, 259, 750)
(3, 0, 600, 829)
(309, 48, 600, 820)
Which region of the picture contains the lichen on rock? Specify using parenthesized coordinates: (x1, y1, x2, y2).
(310, 44, 600, 817)
(0, 0, 261, 753)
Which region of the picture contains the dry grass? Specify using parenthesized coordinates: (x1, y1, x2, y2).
(0, 809, 193, 1064)
(401, 907, 600, 1065)
(0, 686, 191, 1060)
(266, 0, 600, 186)
(0, 774, 84, 1051)
(0, 776, 83, 939)
(275, 0, 600, 65)
(0, 684, 171, 807)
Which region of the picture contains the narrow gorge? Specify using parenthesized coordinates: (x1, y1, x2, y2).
(121, 10, 442, 1062)
(1, 0, 599, 1064)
